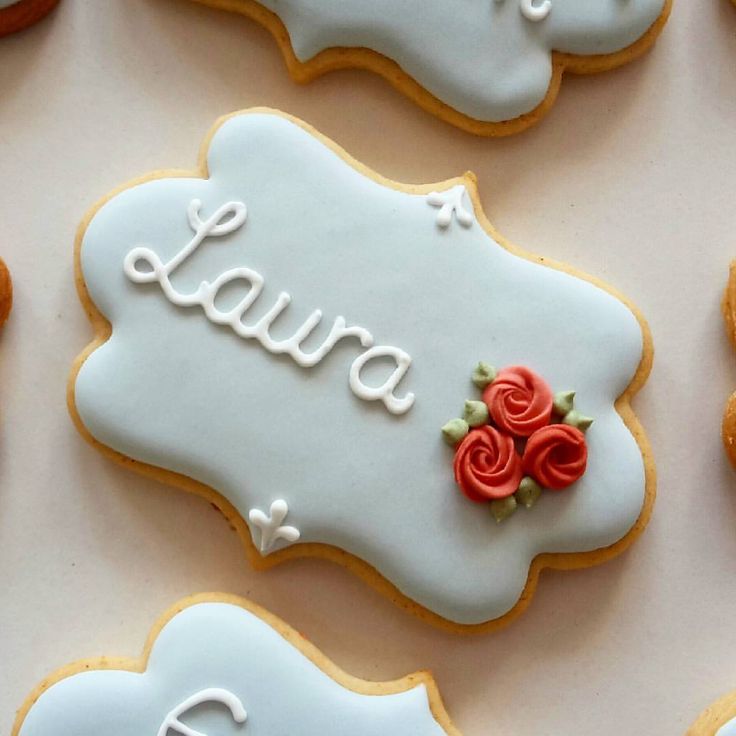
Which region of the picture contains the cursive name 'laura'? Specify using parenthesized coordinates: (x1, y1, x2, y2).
(122, 199, 414, 415)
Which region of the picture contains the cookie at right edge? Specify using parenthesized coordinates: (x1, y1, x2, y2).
(722, 263, 736, 467)
(0, 258, 11, 327)
(189, 0, 671, 135)
(70, 109, 654, 631)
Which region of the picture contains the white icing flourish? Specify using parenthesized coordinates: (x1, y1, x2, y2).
(494, 0, 552, 22)
(123, 199, 414, 415)
(156, 688, 247, 736)
(426, 186, 474, 229)
(249, 499, 301, 553)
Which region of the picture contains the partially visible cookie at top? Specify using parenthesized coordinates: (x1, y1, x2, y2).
(0, 0, 59, 37)
(723, 262, 736, 467)
(188, 0, 671, 135)
(0, 258, 12, 327)
(687, 690, 736, 736)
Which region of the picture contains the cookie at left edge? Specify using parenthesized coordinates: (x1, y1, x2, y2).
(0, 258, 12, 327)
(12, 594, 460, 736)
(0, 0, 59, 38)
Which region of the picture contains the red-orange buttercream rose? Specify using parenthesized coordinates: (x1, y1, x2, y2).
(522, 424, 588, 490)
(482, 366, 554, 437)
(453, 426, 523, 502)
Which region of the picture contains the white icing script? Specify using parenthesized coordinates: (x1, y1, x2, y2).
(157, 688, 247, 736)
(249, 499, 300, 553)
(426, 186, 474, 229)
(123, 199, 415, 415)
(494, 0, 552, 22)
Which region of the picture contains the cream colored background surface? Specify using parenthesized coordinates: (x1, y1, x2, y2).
(0, 1, 731, 734)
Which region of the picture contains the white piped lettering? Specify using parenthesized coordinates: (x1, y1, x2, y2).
(124, 199, 413, 415)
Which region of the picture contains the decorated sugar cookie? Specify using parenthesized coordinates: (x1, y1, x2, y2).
(723, 263, 736, 468)
(69, 109, 654, 630)
(687, 691, 736, 736)
(13, 594, 459, 736)
(0, 0, 59, 37)
(0, 258, 11, 327)
(188, 0, 671, 135)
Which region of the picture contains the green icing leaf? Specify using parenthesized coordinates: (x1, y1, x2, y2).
(441, 418, 470, 445)
(490, 496, 517, 523)
(562, 409, 594, 432)
(472, 362, 497, 389)
(515, 477, 543, 508)
(553, 390, 575, 416)
(463, 400, 489, 427)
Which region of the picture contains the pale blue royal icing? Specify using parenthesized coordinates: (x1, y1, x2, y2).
(18, 602, 448, 736)
(252, 0, 666, 122)
(718, 717, 736, 736)
(74, 111, 647, 625)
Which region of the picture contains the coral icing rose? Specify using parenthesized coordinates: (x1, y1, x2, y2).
(453, 426, 523, 502)
(522, 424, 588, 490)
(482, 365, 554, 437)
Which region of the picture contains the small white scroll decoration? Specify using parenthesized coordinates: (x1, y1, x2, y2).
(249, 499, 301, 553)
(123, 199, 414, 415)
(426, 186, 474, 229)
(494, 0, 552, 22)
(157, 688, 247, 736)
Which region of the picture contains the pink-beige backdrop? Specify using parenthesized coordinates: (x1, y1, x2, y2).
(0, 1, 731, 734)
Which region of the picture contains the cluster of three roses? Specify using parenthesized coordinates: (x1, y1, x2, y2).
(443, 364, 593, 521)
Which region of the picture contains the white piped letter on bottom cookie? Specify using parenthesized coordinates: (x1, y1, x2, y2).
(156, 689, 247, 736)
